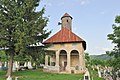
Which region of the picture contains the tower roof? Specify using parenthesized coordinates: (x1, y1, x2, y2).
(61, 13, 73, 20)
(43, 27, 86, 50)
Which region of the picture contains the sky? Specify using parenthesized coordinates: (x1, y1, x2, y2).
(36, 0, 120, 55)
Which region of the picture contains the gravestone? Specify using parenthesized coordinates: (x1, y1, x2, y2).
(27, 62, 33, 69)
(84, 70, 90, 80)
(6, 76, 12, 80)
(98, 70, 102, 77)
(103, 69, 106, 77)
(0, 62, 2, 70)
(15, 61, 20, 71)
(4, 62, 7, 67)
(12, 62, 16, 72)
(15, 77, 18, 80)
(97, 66, 101, 77)
(1, 62, 8, 70)
(24, 62, 27, 67)
(92, 65, 94, 70)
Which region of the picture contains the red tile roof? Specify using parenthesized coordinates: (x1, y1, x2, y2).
(43, 27, 85, 44)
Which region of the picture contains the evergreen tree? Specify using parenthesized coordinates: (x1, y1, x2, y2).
(0, 0, 50, 76)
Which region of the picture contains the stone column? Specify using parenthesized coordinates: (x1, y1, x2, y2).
(79, 53, 83, 71)
(82, 49, 86, 71)
(55, 51, 59, 72)
(45, 54, 48, 66)
(66, 51, 71, 73)
(79, 48, 86, 72)
(82, 49, 86, 69)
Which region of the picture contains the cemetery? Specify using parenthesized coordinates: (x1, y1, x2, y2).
(0, 0, 120, 80)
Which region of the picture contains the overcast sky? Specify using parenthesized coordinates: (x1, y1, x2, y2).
(37, 0, 120, 55)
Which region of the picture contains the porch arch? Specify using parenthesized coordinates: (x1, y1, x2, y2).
(59, 50, 67, 71)
(70, 50, 79, 70)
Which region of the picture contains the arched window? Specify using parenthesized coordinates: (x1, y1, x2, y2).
(59, 50, 67, 71)
(70, 50, 79, 69)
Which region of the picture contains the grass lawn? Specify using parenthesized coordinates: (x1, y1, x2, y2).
(0, 70, 83, 80)
(0, 70, 6, 80)
(0, 69, 104, 80)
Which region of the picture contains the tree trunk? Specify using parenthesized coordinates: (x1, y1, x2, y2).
(6, 52, 14, 77)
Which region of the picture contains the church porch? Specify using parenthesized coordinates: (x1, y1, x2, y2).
(44, 50, 85, 73)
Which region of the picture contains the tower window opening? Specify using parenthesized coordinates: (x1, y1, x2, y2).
(67, 20, 68, 22)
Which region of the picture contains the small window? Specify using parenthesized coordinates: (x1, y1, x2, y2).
(67, 20, 68, 22)
(85, 76, 89, 79)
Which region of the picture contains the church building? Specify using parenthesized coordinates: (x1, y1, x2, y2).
(43, 13, 86, 73)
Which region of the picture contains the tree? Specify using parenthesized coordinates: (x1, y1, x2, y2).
(26, 46, 46, 68)
(85, 53, 90, 61)
(107, 15, 120, 80)
(107, 15, 120, 69)
(85, 53, 90, 67)
(90, 59, 105, 67)
(0, 0, 50, 77)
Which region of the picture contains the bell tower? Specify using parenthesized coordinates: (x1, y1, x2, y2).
(61, 13, 73, 31)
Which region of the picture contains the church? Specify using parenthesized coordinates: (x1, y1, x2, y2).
(43, 13, 86, 73)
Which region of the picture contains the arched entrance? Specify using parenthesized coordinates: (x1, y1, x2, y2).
(59, 50, 67, 72)
(70, 50, 79, 70)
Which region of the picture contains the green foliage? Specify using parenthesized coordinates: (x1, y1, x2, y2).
(107, 15, 120, 70)
(0, 0, 50, 60)
(85, 53, 90, 67)
(85, 53, 109, 68)
(0, 50, 8, 62)
(0, 0, 50, 54)
(0, 70, 6, 80)
(0, 0, 50, 76)
(26, 46, 45, 65)
(90, 59, 106, 67)
(85, 53, 90, 61)
(14, 53, 32, 63)
(90, 54, 113, 60)
(105, 15, 120, 80)
(110, 57, 120, 69)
